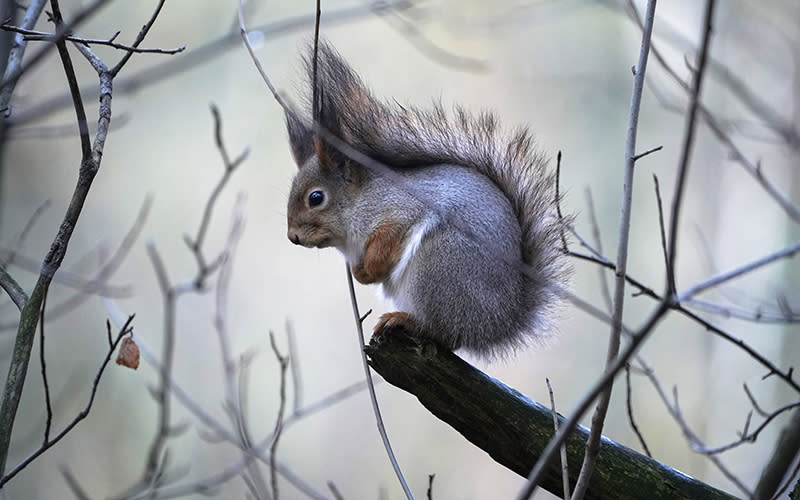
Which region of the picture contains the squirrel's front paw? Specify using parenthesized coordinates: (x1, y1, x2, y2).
(374, 311, 418, 337)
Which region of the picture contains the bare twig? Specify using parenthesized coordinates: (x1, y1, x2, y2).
(426, 474, 435, 500)
(555, 152, 568, 251)
(1, 199, 51, 268)
(143, 242, 177, 484)
(623, 0, 800, 225)
(103, 303, 333, 500)
(0, 197, 151, 331)
(652, 174, 674, 294)
(109, 0, 167, 77)
(372, 6, 487, 73)
(184, 104, 248, 288)
(0, 0, 112, 104)
(0, 266, 27, 311)
(695, 398, 800, 455)
(0, 24, 185, 54)
(0, 0, 47, 111)
(643, 367, 752, 496)
(286, 322, 303, 414)
(679, 240, 800, 302)
(569, 2, 658, 499)
(0, 316, 135, 486)
(345, 266, 416, 500)
(685, 297, 800, 324)
(624, 365, 651, 457)
(60, 465, 92, 500)
(238, 0, 287, 109)
(631, 144, 663, 162)
(11, 1, 412, 126)
(38, 289, 53, 444)
(0, 0, 122, 476)
(546, 378, 570, 499)
(269, 333, 290, 500)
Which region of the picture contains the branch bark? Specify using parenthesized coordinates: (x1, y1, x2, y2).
(365, 328, 740, 500)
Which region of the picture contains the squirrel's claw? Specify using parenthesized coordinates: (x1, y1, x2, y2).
(373, 311, 418, 337)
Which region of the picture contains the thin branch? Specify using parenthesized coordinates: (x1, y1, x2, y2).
(679, 240, 800, 302)
(667, 0, 715, 290)
(631, 144, 663, 162)
(546, 378, 570, 499)
(268, 333, 289, 500)
(0, 316, 135, 486)
(685, 297, 800, 324)
(0, 0, 119, 476)
(623, 0, 800, 225)
(1, 199, 51, 268)
(109, 0, 167, 76)
(345, 265, 415, 500)
(694, 399, 800, 455)
(0, 0, 47, 111)
(142, 242, 177, 485)
(371, 5, 487, 73)
(645, 370, 752, 496)
(652, 174, 674, 294)
(185, 104, 248, 288)
(38, 288, 53, 444)
(0, 266, 27, 310)
(102, 305, 333, 500)
(11, 0, 411, 126)
(516, 298, 672, 500)
(567, 233, 800, 393)
(238, 0, 286, 108)
(569, 2, 657, 499)
(584, 188, 613, 312)
(0, 0, 112, 103)
(624, 365, 651, 457)
(555, 152, 568, 251)
(286, 322, 303, 414)
(0, 24, 185, 54)
(51, 0, 92, 164)
(60, 465, 92, 500)
(0, 196, 151, 331)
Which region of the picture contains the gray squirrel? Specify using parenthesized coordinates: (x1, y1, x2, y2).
(286, 43, 569, 358)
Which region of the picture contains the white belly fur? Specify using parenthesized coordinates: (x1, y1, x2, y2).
(377, 218, 432, 308)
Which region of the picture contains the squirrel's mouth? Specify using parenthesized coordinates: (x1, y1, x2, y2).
(287, 227, 332, 249)
(315, 237, 331, 248)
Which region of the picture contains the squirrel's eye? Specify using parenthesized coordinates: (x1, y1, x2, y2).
(308, 190, 325, 207)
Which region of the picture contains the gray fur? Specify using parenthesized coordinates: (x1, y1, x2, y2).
(286, 43, 570, 358)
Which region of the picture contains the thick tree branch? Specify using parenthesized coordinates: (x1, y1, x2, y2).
(365, 328, 740, 500)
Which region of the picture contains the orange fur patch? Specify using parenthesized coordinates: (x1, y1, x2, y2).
(351, 222, 406, 284)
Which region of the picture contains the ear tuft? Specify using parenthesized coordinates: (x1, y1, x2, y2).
(285, 107, 314, 167)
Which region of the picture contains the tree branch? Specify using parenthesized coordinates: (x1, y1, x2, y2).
(366, 328, 740, 500)
(570, 1, 658, 498)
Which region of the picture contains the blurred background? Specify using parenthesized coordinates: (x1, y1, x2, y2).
(1, 0, 798, 498)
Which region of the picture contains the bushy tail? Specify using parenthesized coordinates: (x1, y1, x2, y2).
(305, 42, 570, 329)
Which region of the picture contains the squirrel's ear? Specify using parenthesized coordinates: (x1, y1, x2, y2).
(285, 108, 314, 168)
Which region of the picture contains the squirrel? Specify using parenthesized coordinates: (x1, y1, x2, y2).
(285, 43, 569, 358)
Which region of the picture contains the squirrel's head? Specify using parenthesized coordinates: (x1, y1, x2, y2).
(286, 107, 365, 250)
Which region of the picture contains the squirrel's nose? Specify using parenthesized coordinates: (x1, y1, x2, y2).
(288, 232, 301, 245)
